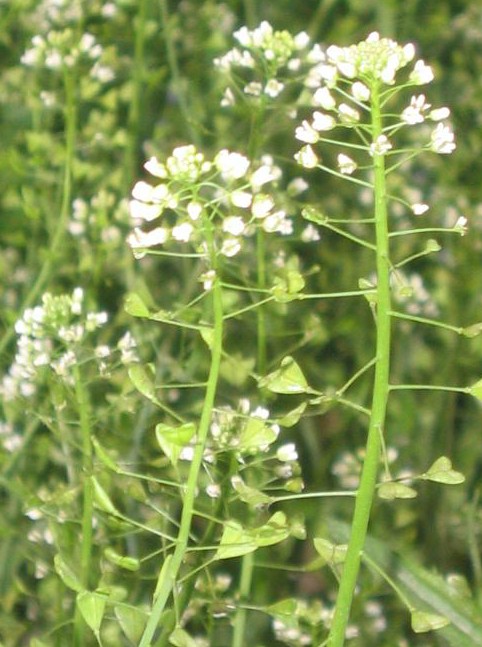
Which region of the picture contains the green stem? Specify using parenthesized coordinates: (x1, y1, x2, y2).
(73, 362, 95, 645)
(232, 552, 255, 647)
(327, 82, 391, 646)
(138, 260, 224, 646)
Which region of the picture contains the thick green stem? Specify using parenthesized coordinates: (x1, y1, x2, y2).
(139, 257, 224, 646)
(327, 82, 391, 646)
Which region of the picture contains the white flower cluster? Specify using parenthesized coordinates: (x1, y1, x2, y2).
(215, 21, 313, 103)
(295, 31, 455, 186)
(127, 145, 292, 263)
(21, 29, 113, 81)
(0, 289, 108, 400)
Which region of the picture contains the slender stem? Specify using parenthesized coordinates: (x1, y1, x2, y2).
(232, 552, 255, 647)
(138, 255, 224, 646)
(327, 81, 392, 646)
(73, 362, 95, 645)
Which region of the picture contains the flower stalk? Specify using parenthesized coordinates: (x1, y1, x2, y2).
(327, 80, 392, 646)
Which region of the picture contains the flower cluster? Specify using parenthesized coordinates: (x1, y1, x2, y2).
(214, 20, 314, 104)
(0, 289, 108, 400)
(21, 29, 112, 81)
(127, 145, 292, 264)
(294, 32, 456, 180)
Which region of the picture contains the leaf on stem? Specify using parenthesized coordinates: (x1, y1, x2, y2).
(54, 554, 82, 593)
(302, 206, 328, 225)
(276, 402, 307, 427)
(169, 627, 200, 647)
(231, 475, 273, 507)
(271, 270, 305, 302)
(155, 422, 196, 467)
(468, 378, 482, 401)
(377, 482, 418, 500)
(238, 416, 278, 453)
(411, 609, 450, 633)
(128, 364, 162, 407)
(104, 547, 140, 571)
(124, 292, 150, 318)
(258, 356, 309, 394)
(77, 590, 108, 636)
(215, 512, 289, 560)
(114, 605, 147, 643)
(313, 537, 348, 566)
(421, 456, 465, 485)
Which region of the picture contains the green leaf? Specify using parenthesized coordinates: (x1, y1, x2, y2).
(92, 476, 120, 515)
(421, 456, 465, 485)
(124, 292, 150, 318)
(258, 356, 309, 394)
(92, 437, 120, 473)
(54, 554, 82, 593)
(265, 598, 298, 618)
(104, 547, 140, 572)
(377, 482, 418, 500)
(238, 417, 278, 454)
(462, 322, 482, 338)
(169, 627, 199, 647)
(313, 538, 348, 566)
(128, 364, 161, 407)
(276, 402, 307, 427)
(271, 270, 305, 302)
(411, 609, 450, 633)
(216, 512, 289, 560)
(231, 475, 273, 507)
(199, 326, 214, 349)
(155, 422, 196, 467)
(216, 521, 256, 559)
(77, 590, 107, 635)
(114, 605, 147, 643)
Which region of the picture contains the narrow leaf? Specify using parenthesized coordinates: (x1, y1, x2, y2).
(92, 476, 119, 515)
(104, 547, 140, 572)
(54, 554, 82, 593)
(169, 627, 199, 647)
(114, 605, 147, 643)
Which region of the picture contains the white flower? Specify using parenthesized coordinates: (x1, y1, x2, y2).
(312, 112, 336, 131)
(409, 60, 434, 85)
(250, 164, 279, 188)
(337, 153, 357, 175)
(265, 79, 284, 98)
(301, 224, 320, 242)
(252, 194, 275, 218)
(295, 120, 320, 144)
(276, 443, 298, 462)
(200, 269, 216, 290)
(144, 157, 167, 178)
(215, 150, 250, 180)
(230, 190, 252, 208)
(294, 145, 319, 168)
(223, 216, 246, 236)
(206, 484, 221, 498)
(244, 81, 262, 96)
(401, 94, 431, 125)
(369, 135, 392, 156)
(127, 227, 168, 258)
(454, 216, 467, 235)
(262, 210, 292, 234)
(221, 87, 235, 107)
(287, 178, 309, 196)
(411, 203, 429, 215)
(187, 201, 203, 220)
(294, 31, 310, 49)
(429, 107, 450, 121)
(313, 87, 336, 110)
(430, 123, 456, 154)
(129, 199, 162, 222)
(351, 81, 370, 102)
(220, 238, 241, 257)
(132, 181, 154, 202)
(338, 103, 360, 123)
(318, 64, 338, 83)
(172, 222, 194, 242)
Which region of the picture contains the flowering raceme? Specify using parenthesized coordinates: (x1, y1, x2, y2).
(126, 145, 293, 264)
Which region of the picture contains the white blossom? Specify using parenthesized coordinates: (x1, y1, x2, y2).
(294, 145, 319, 168)
(313, 86, 336, 110)
(430, 123, 456, 154)
(337, 153, 357, 175)
(312, 111, 336, 131)
(369, 134, 392, 156)
(295, 120, 320, 144)
(411, 203, 429, 215)
(409, 59, 434, 85)
(215, 150, 250, 181)
(220, 238, 242, 257)
(172, 222, 194, 242)
(351, 81, 370, 102)
(222, 216, 246, 236)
